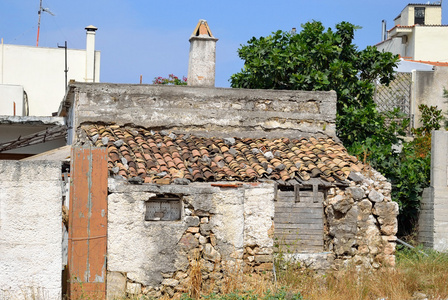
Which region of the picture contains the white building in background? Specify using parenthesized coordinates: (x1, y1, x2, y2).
(376, 2, 448, 62)
(0, 26, 99, 159)
(0, 25, 100, 117)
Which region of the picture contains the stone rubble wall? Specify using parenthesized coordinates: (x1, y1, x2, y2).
(67, 83, 337, 140)
(106, 166, 398, 299)
(324, 167, 398, 270)
(106, 180, 275, 299)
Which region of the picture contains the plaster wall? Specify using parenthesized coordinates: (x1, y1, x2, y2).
(377, 26, 448, 62)
(396, 7, 410, 26)
(0, 85, 24, 116)
(0, 160, 62, 299)
(395, 5, 442, 26)
(413, 27, 448, 61)
(67, 83, 337, 140)
(188, 37, 217, 87)
(0, 43, 100, 116)
(413, 67, 448, 128)
(376, 37, 406, 57)
(106, 180, 275, 297)
(419, 130, 448, 251)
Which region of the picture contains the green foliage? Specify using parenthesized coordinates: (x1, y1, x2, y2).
(230, 21, 445, 235)
(348, 105, 441, 233)
(153, 74, 187, 85)
(230, 21, 399, 146)
(413, 104, 442, 137)
(180, 288, 303, 300)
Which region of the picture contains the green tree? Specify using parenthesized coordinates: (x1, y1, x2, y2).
(230, 21, 435, 235)
(230, 21, 399, 146)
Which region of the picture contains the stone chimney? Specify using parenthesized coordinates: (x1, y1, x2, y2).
(85, 25, 98, 83)
(187, 20, 218, 87)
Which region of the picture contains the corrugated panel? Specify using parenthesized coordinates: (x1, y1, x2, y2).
(67, 146, 108, 299)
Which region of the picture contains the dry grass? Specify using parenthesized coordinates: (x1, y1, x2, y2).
(81, 247, 448, 300)
(173, 246, 448, 300)
(268, 247, 448, 300)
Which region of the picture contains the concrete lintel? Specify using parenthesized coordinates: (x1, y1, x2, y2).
(0, 115, 66, 126)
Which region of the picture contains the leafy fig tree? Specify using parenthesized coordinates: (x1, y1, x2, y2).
(230, 21, 400, 147)
(230, 22, 432, 235)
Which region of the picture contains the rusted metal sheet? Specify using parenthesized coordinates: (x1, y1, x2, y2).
(68, 146, 108, 299)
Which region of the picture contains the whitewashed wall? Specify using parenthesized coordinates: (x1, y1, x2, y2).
(0, 43, 100, 116)
(0, 161, 62, 299)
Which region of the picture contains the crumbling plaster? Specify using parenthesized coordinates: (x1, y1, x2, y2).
(64, 83, 337, 141)
(107, 180, 275, 290)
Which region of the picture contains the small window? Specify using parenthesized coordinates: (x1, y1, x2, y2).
(145, 194, 181, 221)
(415, 7, 425, 25)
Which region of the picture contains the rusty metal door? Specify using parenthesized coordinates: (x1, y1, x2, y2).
(68, 146, 108, 299)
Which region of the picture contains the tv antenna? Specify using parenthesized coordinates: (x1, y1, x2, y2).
(36, 0, 55, 46)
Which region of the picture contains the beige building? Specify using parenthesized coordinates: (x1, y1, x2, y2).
(376, 3, 448, 62)
(0, 26, 100, 117)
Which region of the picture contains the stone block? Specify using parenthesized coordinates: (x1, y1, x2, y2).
(126, 282, 142, 295)
(347, 186, 365, 200)
(185, 216, 200, 227)
(254, 254, 273, 263)
(373, 201, 399, 217)
(254, 263, 273, 272)
(200, 223, 212, 235)
(332, 195, 354, 214)
(203, 243, 221, 262)
(162, 278, 179, 287)
(187, 226, 200, 233)
(106, 271, 126, 300)
(368, 189, 384, 203)
(178, 233, 199, 251)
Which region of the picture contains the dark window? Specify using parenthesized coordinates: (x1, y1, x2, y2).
(415, 7, 425, 25)
(145, 194, 181, 221)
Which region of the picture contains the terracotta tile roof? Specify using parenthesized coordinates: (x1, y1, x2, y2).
(402, 58, 448, 67)
(80, 124, 365, 185)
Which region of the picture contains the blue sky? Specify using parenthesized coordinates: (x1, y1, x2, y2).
(1, 0, 446, 87)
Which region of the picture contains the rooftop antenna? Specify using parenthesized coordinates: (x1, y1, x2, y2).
(36, 0, 55, 47)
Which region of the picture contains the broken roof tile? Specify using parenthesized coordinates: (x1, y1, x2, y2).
(80, 124, 366, 185)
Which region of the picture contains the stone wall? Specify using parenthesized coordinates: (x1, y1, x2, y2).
(0, 161, 62, 299)
(106, 166, 398, 299)
(325, 167, 398, 269)
(63, 83, 337, 141)
(418, 130, 448, 251)
(106, 180, 274, 299)
(275, 168, 398, 271)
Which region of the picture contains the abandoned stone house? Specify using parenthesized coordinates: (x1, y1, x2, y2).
(56, 81, 397, 299)
(0, 20, 398, 300)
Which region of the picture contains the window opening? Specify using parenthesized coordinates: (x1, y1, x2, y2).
(415, 7, 425, 25)
(145, 194, 181, 221)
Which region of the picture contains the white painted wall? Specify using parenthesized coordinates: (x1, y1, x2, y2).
(0, 160, 62, 299)
(377, 26, 448, 62)
(413, 26, 448, 61)
(0, 31, 100, 116)
(0, 85, 24, 116)
(395, 5, 442, 26)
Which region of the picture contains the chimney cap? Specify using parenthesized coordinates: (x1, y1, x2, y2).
(190, 20, 215, 38)
(85, 25, 98, 32)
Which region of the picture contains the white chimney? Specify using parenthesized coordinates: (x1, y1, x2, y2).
(85, 25, 98, 83)
(187, 20, 218, 87)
